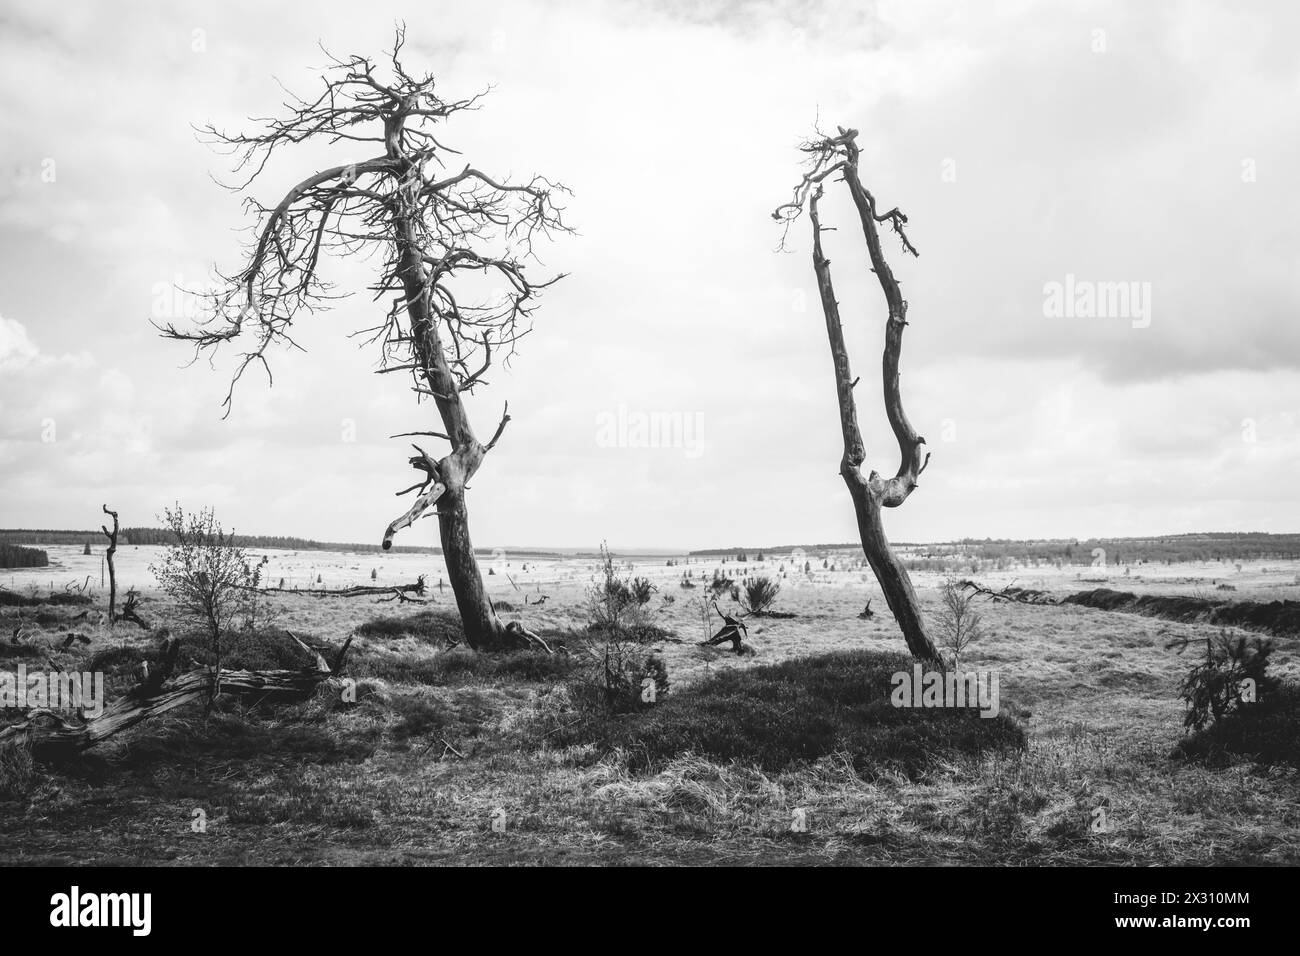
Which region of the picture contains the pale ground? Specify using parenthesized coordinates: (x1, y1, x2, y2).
(2, 546, 1298, 865)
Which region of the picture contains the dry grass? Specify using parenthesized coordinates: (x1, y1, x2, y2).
(0, 556, 1297, 865)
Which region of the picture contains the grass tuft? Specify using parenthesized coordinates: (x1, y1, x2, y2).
(545, 649, 1025, 778)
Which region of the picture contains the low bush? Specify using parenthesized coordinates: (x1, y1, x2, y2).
(355, 610, 465, 646)
(546, 650, 1024, 777)
(1169, 632, 1300, 767)
(740, 576, 780, 615)
(1172, 683, 1300, 768)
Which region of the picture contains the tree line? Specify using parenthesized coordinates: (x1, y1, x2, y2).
(0, 543, 49, 568)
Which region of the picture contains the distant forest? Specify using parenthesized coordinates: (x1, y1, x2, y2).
(0, 528, 430, 555)
(0, 528, 565, 560)
(692, 533, 1300, 565)
(0, 542, 49, 568)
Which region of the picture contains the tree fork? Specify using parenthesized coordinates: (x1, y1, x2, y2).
(787, 131, 942, 665)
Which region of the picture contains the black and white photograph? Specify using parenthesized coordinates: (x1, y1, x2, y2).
(0, 0, 1293, 920)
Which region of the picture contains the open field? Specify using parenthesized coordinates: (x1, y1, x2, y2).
(1, 548, 1297, 865)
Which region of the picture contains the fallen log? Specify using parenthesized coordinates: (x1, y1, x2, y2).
(245, 574, 428, 601)
(0, 630, 349, 759)
(958, 580, 1060, 605)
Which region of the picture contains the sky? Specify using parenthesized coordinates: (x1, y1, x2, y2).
(1, 0, 1297, 550)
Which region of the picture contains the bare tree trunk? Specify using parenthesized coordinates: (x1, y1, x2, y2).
(100, 505, 118, 626)
(388, 229, 521, 651)
(804, 137, 942, 664)
(436, 488, 502, 647)
(848, 482, 936, 660)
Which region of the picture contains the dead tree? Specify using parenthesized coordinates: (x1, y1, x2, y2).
(701, 601, 751, 654)
(156, 30, 568, 652)
(774, 127, 941, 664)
(119, 588, 149, 628)
(247, 574, 429, 600)
(959, 580, 1059, 605)
(100, 504, 119, 624)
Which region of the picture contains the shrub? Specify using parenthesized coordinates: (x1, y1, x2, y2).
(574, 641, 669, 716)
(741, 576, 780, 615)
(578, 548, 675, 711)
(1172, 683, 1300, 768)
(548, 650, 1024, 777)
(708, 569, 734, 597)
(935, 578, 985, 668)
(151, 505, 263, 692)
(630, 577, 656, 605)
(587, 542, 640, 634)
(1173, 632, 1276, 733)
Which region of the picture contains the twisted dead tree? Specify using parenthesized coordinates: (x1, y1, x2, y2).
(156, 30, 568, 651)
(774, 126, 941, 664)
(701, 601, 751, 654)
(119, 588, 149, 628)
(100, 504, 118, 624)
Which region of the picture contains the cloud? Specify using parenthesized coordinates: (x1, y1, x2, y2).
(0, 0, 1295, 545)
(0, 315, 39, 368)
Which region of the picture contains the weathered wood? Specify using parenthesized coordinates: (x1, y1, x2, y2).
(119, 588, 149, 628)
(959, 580, 1060, 605)
(700, 602, 750, 654)
(793, 129, 942, 665)
(248, 575, 428, 600)
(100, 505, 119, 625)
(0, 631, 347, 759)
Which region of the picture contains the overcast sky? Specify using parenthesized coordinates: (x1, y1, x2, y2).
(1, 0, 1297, 550)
